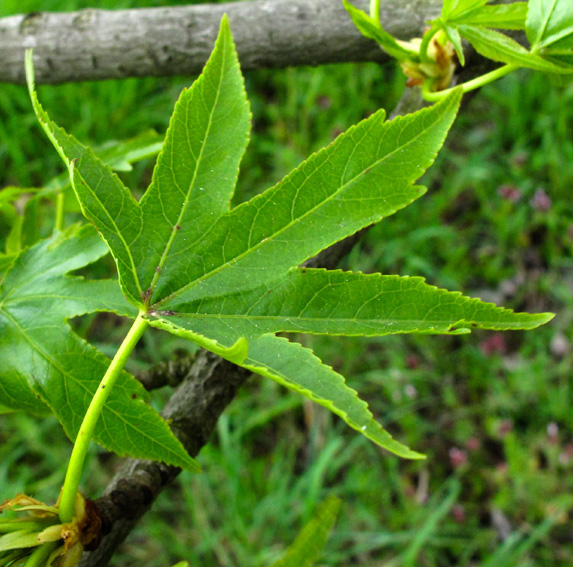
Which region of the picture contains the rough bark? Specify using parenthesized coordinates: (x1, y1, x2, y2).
(137, 354, 198, 391)
(1, 0, 441, 84)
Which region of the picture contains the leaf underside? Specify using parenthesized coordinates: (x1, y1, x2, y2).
(459, 25, 573, 73)
(23, 16, 553, 460)
(443, 4, 528, 30)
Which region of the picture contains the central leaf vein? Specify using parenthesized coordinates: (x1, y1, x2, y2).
(145, 32, 228, 299)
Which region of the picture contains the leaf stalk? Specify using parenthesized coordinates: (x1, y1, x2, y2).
(369, 0, 381, 24)
(419, 26, 440, 64)
(422, 63, 519, 101)
(58, 312, 149, 523)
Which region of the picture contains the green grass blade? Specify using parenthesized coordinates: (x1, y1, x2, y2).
(481, 517, 555, 567)
(270, 495, 341, 567)
(401, 478, 461, 567)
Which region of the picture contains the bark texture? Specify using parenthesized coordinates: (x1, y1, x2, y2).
(1, 0, 441, 84)
(81, 352, 250, 567)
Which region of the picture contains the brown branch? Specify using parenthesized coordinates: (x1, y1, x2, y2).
(137, 354, 198, 391)
(1, 0, 442, 84)
(81, 352, 250, 567)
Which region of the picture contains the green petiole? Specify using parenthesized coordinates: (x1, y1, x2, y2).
(419, 25, 440, 64)
(423, 63, 519, 101)
(369, 0, 381, 24)
(58, 312, 149, 523)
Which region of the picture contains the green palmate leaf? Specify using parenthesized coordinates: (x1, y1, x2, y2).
(459, 25, 573, 72)
(526, 0, 573, 65)
(0, 224, 199, 471)
(342, 1, 418, 61)
(29, 17, 553, 458)
(26, 108, 143, 304)
(149, 269, 554, 338)
(148, 270, 551, 458)
(270, 496, 341, 567)
(135, 26, 250, 305)
(150, 320, 421, 458)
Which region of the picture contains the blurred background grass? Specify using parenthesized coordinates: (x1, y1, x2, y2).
(0, 1, 571, 566)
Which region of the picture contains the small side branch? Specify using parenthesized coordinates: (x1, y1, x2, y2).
(137, 355, 198, 391)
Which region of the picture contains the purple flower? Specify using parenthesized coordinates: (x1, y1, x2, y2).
(530, 188, 552, 212)
(498, 184, 522, 203)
